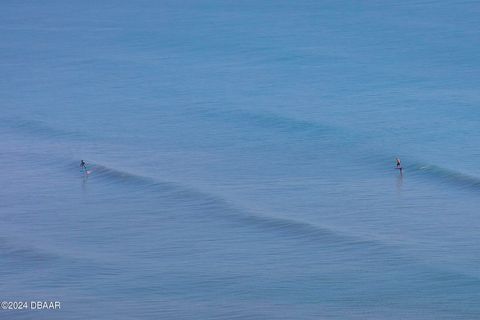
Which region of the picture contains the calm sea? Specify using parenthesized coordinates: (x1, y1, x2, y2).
(1, 1, 479, 319)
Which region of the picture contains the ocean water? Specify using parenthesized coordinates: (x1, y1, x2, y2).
(1, 0, 480, 319)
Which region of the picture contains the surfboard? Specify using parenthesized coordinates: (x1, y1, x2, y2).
(395, 167, 403, 170)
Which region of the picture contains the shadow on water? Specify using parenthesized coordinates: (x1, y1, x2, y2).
(396, 170, 403, 193)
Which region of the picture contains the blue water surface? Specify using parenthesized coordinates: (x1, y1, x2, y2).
(1, 1, 479, 319)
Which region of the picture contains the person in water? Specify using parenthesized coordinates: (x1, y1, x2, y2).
(80, 160, 87, 172)
(396, 157, 402, 169)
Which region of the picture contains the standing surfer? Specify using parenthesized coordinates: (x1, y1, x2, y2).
(396, 157, 402, 171)
(80, 160, 88, 173)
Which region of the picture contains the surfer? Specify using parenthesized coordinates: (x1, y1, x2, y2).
(396, 157, 402, 170)
(80, 160, 87, 173)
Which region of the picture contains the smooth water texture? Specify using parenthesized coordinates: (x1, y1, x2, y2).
(1, 1, 479, 319)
